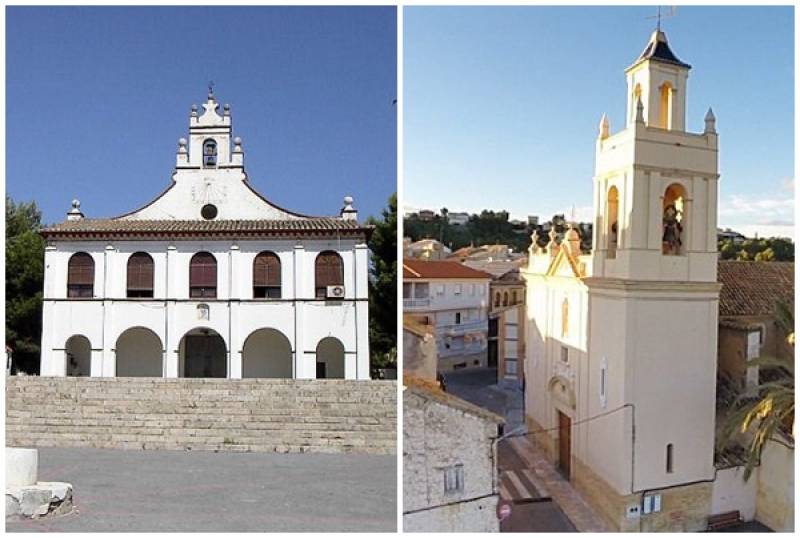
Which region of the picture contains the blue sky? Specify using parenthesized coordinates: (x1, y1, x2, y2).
(404, 6, 794, 238)
(7, 6, 396, 225)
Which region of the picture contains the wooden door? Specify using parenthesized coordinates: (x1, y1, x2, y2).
(558, 411, 571, 479)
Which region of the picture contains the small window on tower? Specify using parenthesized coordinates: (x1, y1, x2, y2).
(203, 139, 217, 167)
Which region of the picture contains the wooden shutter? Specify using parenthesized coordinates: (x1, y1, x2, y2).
(315, 251, 343, 289)
(253, 252, 281, 287)
(68, 253, 94, 297)
(127, 252, 154, 293)
(190, 252, 217, 296)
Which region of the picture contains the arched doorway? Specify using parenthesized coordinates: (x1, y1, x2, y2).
(316, 337, 345, 379)
(179, 328, 227, 378)
(242, 328, 292, 378)
(65, 335, 91, 377)
(116, 327, 163, 377)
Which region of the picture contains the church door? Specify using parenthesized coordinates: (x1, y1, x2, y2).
(558, 411, 571, 479)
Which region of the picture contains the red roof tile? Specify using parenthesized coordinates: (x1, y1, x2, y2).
(41, 218, 371, 241)
(403, 259, 492, 280)
(718, 261, 794, 317)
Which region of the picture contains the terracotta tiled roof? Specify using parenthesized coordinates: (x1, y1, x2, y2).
(404, 374, 504, 424)
(403, 259, 492, 280)
(41, 218, 371, 240)
(718, 261, 794, 317)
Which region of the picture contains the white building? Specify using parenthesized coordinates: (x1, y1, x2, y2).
(403, 374, 503, 532)
(39, 88, 371, 380)
(447, 212, 470, 226)
(403, 259, 491, 370)
(523, 29, 721, 531)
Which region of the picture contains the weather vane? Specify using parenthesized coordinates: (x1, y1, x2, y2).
(208, 80, 215, 96)
(647, 6, 676, 31)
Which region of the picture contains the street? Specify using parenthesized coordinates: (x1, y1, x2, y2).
(442, 366, 585, 532)
(6, 447, 396, 532)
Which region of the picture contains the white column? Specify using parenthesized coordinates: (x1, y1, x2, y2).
(100, 245, 115, 377)
(293, 244, 310, 378)
(354, 243, 370, 379)
(165, 245, 179, 378)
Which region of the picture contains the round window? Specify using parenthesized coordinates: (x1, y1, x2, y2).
(201, 204, 218, 220)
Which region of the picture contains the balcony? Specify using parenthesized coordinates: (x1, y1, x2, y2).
(437, 319, 487, 336)
(403, 298, 431, 309)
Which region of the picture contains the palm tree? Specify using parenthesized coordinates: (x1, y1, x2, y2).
(717, 301, 794, 480)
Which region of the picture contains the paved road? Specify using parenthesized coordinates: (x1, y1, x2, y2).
(443, 366, 578, 532)
(442, 367, 507, 418)
(6, 447, 396, 532)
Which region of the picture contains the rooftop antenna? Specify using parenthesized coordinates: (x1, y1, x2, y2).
(646, 6, 676, 31)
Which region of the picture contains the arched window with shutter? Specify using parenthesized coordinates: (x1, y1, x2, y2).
(189, 252, 217, 298)
(127, 252, 154, 298)
(253, 251, 281, 299)
(67, 253, 94, 298)
(315, 251, 343, 299)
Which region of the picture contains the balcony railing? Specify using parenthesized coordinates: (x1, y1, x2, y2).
(403, 298, 431, 309)
(437, 319, 487, 336)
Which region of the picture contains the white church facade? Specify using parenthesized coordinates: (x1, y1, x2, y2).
(523, 29, 721, 531)
(39, 88, 371, 380)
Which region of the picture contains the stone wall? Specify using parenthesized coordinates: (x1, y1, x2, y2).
(755, 440, 794, 531)
(6, 377, 396, 455)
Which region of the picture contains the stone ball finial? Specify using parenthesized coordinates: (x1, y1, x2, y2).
(190, 104, 198, 118)
(178, 137, 187, 147)
(233, 136, 242, 145)
(344, 196, 354, 206)
(71, 199, 80, 210)
(223, 103, 231, 116)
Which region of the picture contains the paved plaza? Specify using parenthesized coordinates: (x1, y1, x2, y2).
(6, 447, 396, 532)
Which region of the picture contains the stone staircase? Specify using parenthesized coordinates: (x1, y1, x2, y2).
(6, 377, 397, 455)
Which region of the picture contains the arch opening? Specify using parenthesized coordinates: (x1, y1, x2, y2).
(662, 183, 687, 256)
(65, 335, 91, 377)
(316, 337, 345, 379)
(242, 328, 292, 379)
(179, 328, 227, 378)
(606, 186, 619, 259)
(659, 83, 673, 130)
(116, 327, 163, 377)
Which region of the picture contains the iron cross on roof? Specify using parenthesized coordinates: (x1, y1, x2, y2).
(208, 80, 215, 97)
(647, 6, 676, 31)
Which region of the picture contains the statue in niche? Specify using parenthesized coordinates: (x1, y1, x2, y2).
(662, 203, 683, 254)
(609, 221, 618, 249)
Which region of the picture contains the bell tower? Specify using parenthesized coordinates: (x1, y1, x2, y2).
(583, 28, 722, 527)
(591, 29, 719, 283)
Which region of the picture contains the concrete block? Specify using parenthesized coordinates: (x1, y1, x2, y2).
(6, 447, 38, 487)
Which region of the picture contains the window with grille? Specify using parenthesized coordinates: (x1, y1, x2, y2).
(443, 464, 464, 494)
(126, 252, 154, 298)
(67, 252, 94, 298)
(253, 251, 281, 299)
(315, 251, 343, 299)
(190, 252, 217, 298)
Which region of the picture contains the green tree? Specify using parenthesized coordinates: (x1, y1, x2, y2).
(719, 239, 737, 260)
(754, 248, 776, 262)
(367, 193, 397, 374)
(6, 196, 45, 374)
(717, 301, 795, 480)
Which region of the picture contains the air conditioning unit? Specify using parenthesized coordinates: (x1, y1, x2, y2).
(326, 285, 345, 299)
